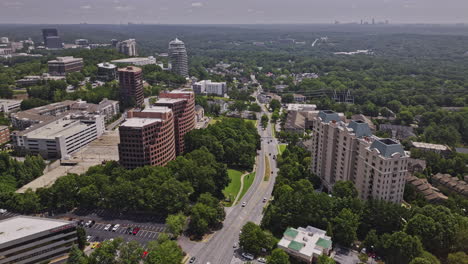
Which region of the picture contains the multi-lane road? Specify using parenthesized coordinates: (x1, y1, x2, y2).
(179, 101, 280, 264)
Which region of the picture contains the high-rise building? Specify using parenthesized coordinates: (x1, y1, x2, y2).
(118, 106, 176, 169)
(169, 38, 189, 78)
(97, 62, 117, 81)
(118, 66, 144, 107)
(309, 110, 408, 204)
(48, 56, 84, 76)
(155, 90, 195, 155)
(116, 39, 137, 56)
(42, 28, 62, 49)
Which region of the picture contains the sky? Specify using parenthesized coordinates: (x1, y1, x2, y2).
(1, 0, 467, 24)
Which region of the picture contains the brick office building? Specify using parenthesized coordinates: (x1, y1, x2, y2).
(118, 106, 176, 169)
(48, 57, 83, 76)
(118, 66, 144, 107)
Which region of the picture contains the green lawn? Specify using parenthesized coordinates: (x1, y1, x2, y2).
(278, 144, 287, 155)
(271, 125, 276, 138)
(264, 155, 270, 181)
(245, 119, 257, 126)
(237, 172, 256, 203)
(223, 169, 243, 204)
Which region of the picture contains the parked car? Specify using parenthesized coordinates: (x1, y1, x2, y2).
(85, 220, 92, 227)
(132, 227, 140, 235)
(0, 209, 7, 214)
(242, 252, 254, 260)
(91, 242, 100, 249)
(104, 224, 112, 231)
(112, 224, 120, 232)
(78, 220, 84, 226)
(233, 242, 238, 248)
(89, 220, 96, 227)
(189, 257, 196, 263)
(258, 257, 266, 263)
(86, 235, 92, 241)
(126, 227, 133, 234)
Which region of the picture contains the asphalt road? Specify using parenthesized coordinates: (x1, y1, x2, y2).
(179, 100, 280, 264)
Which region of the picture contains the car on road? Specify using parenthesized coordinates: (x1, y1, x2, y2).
(189, 257, 196, 263)
(242, 202, 246, 207)
(269, 153, 271, 156)
(273, 155, 276, 159)
(132, 227, 140, 235)
(104, 224, 112, 231)
(233, 242, 238, 248)
(263, 197, 267, 203)
(112, 224, 120, 232)
(258, 257, 266, 263)
(242, 252, 254, 260)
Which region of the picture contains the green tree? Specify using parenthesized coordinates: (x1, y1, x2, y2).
(270, 99, 282, 111)
(381, 231, 423, 264)
(76, 227, 87, 250)
(240, 222, 276, 256)
(267, 248, 290, 264)
(166, 212, 187, 238)
(67, 244, 88, 264)
(363, 229, 379, 251)
(145, 240, 184, 264)
(404, 214, 437, 252)
(332, 181, 358, 198)
(117, 240, 144, 264)
(447, 252, 468, 264)
(332, 208, 359, 246)
(409, 258, 431, 264)
(316, 255, 336, 264)
(261, 114, 269, 129)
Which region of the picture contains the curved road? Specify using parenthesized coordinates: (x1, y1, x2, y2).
(179, 102, 280, 264)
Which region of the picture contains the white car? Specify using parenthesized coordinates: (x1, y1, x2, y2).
(112, 224, 120, 232)
(85, 220, 92, 227)
(0, 209, 7, 214)
(104, 224, 112, 231)
(258, 257, 266, 263)
(86, 235, 92, 241)
(242, 252, 254, 260)
(242, 202, 246, 207)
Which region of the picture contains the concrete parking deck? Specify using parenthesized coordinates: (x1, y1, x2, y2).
(17, 130, 120, 193)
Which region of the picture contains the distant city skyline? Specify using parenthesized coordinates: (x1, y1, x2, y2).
(1, 0, 468, 24)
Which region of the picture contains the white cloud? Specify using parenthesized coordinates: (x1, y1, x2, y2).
(191, 2, 203, 7)
(80, 5, 92, 9)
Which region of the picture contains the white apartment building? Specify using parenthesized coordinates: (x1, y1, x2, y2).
(0, 99, 22, 113)
(278, 226, 332, 264)
(192, 80, 227, 96)
(12, 115, 105, 159)
(310, 110, 408, 204)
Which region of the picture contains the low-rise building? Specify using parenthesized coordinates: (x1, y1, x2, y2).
(278, 226, 332, 264)
(432, 173, 468, 198)
(16, 73, 66, 87)
(293, 94, 307, 102)
(411, 142, 450, 155)
(192, 80, 227, 96)
(0, 216, 77, 264)
(379, 124, 415, 140)
(286, 104, 317, 112)
(406, 175, 447, 203)
(0, 126, 10, 145)
(0, 99, 22, 113)
(111, 56, 159, 66)
(48, 56, 83, 76)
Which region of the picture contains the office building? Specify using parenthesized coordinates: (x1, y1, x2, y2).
(0, 99, 22, 113)
(0, 126, 10, 145)
(310, 110, 408, 203)
(155, 90, 195, 155)
(0, 216, 77, 264)
(118, 106, 176, 169)
(48, 57, 83, 76)
(192, 80, 227, 96)
(42, 28, 62, 49)
(16, 74, 66, 87)
(169, 38, 189, 78)
(11, 99, 119, 130)
(12, 114, 105, 159)
(111, 39, 119, 47)
(0, 37, 9, 43)
(118, 66, 144, 107)
(278, 226, 332, 264)
(75, 39, 89, 46)
(97, 62, 117, 81)
(111, 56, 158, 66)
(116, 39, 137, 56)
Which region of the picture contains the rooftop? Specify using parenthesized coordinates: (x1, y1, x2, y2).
(117, 66, 142, 73)
(112, 57, 155, 64)
(142, 106, 172, 113)
(412, 142, 449, 151)
(0, 216, 72, 244)
(287, 104, 317, 111)
(23, 118, 95, 139)
(348, 120, 372, 138)
(121, 118, 162, 128)
(278, 226, 332, 259)
(370, 138, 405, 158)
(97, 62, 117, 69)
(318, 110, 340, 123)
(48, 56, 83, 63)
(155, 98, 186, 104)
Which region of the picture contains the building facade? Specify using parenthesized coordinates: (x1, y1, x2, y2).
(169, 38, 188, 78)
(155, 90, 195, 155)
(12, 115, 105, 159)
(310, 110, 408, 203)
(0, 126, 10, 145)
(0, 216, 77, 264)
(0, 99, 22, 113)
(97, 62, 117, 81)
(118, 66, 144, 107)
(116, 39, 137, 56)
(192, 80, 227, 96)
(48, 57, 83, 76)
(42, 28, 62, 49)
(118, 107, 176, 169)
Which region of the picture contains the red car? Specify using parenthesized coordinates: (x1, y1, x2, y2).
(141, 251, 148, 259)
(132, 227, 140, 235)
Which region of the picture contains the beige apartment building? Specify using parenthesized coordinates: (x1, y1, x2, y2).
(310, 110, 408, 203)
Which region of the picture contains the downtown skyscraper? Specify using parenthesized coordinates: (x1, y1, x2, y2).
(169, 38, 189, 78)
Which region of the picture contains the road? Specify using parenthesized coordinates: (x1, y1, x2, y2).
(179, 90, 280, 264)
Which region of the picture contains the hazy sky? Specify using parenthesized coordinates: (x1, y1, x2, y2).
(1, 0, 467, 24)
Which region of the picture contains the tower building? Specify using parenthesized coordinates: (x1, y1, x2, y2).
(168, 38, 189, 78)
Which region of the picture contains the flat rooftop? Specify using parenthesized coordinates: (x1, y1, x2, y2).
(24, 118, 94, 139)
(412, 141, 449, 151)
(121, 118, 162, 127)
(142, 106, 172, 113)
(156, 98, 185, 104)
(0, 216, 72, 244)
(112, 57, 153, 63)
(48, 56, 83, 63)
